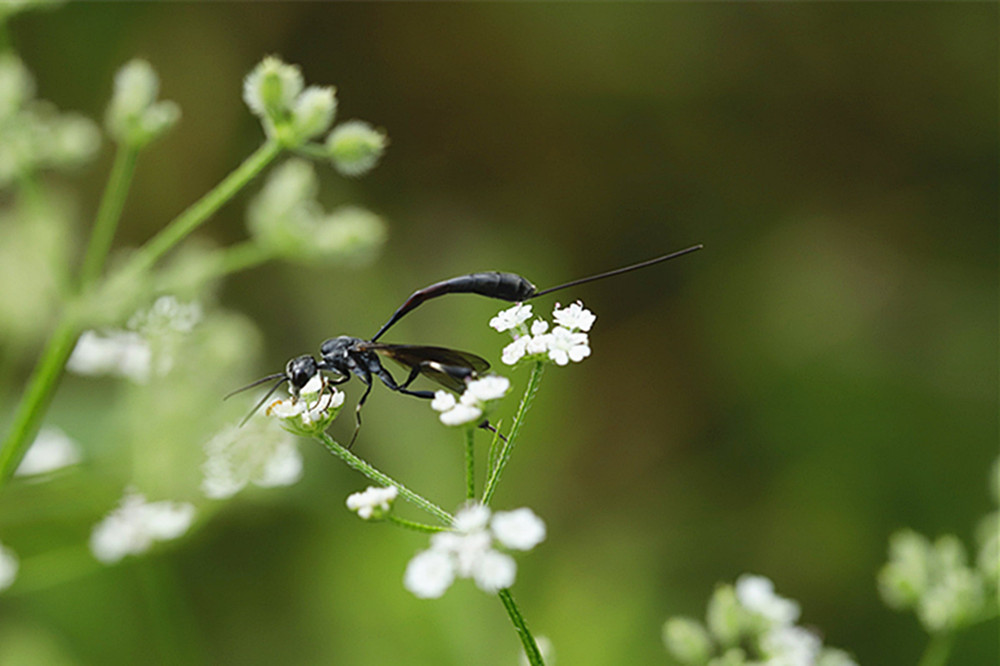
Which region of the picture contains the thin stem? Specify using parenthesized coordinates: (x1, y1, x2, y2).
(465, 428, 476, 500)
(918, 632, 955, 666)
(0, 317, 78, 488)
(213, 240, 274, 276)
(79, 145, 139, 287)
(498, 588, 545, 666)
(481, 362, 544, 506)
(387, 515, 449, 533)
(126, 139, 282, 276)
(314, 431, 453, 525)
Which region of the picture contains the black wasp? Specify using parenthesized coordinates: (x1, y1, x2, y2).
(229, 244, 702, 444)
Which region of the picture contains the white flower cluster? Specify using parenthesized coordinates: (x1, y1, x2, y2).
(67, 295, 202, 384)
(89, 489, 195, 564)
(15, 425, 81, 477)
(201, 420, 304, 499)
(0, 540, 18, 594)
(346, 485, 399, 520)
(266, 374, 346, 436)
(662, 574, 857, 666)
(404, 504, 546, 599)
(490, 301, 595, 367)
(431, 375, 510, 427)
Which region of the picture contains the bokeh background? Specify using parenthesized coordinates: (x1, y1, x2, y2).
(1, 3, 996, 665)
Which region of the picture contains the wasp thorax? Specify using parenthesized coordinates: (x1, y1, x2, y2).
(285, 355, 319, 391)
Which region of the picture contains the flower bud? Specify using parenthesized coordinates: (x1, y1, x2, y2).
(290, 86, 336, 142)
(326, 120, 387, 176)
(663, 617, 713, 665)
(242, 56, 303, 121)
(106, 60, 179, 147)
(706, 584, 744, 647)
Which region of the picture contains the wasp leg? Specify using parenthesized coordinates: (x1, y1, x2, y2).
(348, 375, 373, 450)
(477, 419, 508, 443)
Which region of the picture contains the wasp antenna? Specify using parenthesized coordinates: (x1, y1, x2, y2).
(530, 244, 703, 299)
(224, 372, 286, 401)
(238, 377, 289, 427)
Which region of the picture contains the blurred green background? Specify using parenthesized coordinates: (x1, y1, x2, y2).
(1, 3, 996, 665)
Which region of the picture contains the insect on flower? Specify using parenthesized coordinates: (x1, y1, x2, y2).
(228, 245, 702, 445)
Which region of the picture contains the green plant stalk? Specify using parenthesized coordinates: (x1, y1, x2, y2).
(314, 431, 453, 525)
(481, 362, 544, 506)
(917, 631, 954, 666)
(79, 145, 139, 287)
(387, 515, 449, 533)
(465, 427, 476, 500)
(126, 139, 281, 276)
(498, 588, 545, 666)
(0, 140, 283, 491)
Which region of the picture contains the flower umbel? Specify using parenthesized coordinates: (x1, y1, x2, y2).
(431, 375, 510, 427)
(201, 418, 304, 499)
(89, 489, 195, 564)
(267, 374, 346, 436)
(493, 301, 595, 367)
(346, 485, 399, 520)
(404, 504, 545, 599)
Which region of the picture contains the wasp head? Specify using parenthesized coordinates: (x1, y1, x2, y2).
(285, 354, 320, 395)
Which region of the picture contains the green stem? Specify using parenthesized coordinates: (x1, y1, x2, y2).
(0, 317, 78, 488)
(213, 240, 274, 276)
(498, 588, 545, 666)
(126, 140, 281, 275)
(465, 428, 476, 500)
(387, 515, 449, 533)
(314, 431, 453, 525)
(918, 632, 954, 666)
(481, 362, 544, 506)
(79, 145, 139, 287)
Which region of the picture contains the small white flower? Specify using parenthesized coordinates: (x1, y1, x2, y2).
(0, 541, 18, 593)
(404, 549, 455, 599)
(439, 403, 482, 426)
(243, 56, 303, 118)
(201, 420, 303, 499)
(454, 503, 492, 532)
(735, 574, 801, 626)
(346, 485, 398, 520)
(290, 85, 336, 141)
(553, 301, 596, 332)
(760, 625, 821, 665)
(430, 390, 457, 412)
(266, 381, 346, 435)
(530, 319, 549, 336)
(490, 303, 533, 333)
(472, 549, 516, 593)
(15, 426, 81, 476)
(545, 326, 591, 366)
(501, 336, 530, 365)
(67, 330, 152, 383)
(404, 503, 545, 599)
(89, 489, 195, 564)
(326, 120, 387, 177)
(491, 508, 546, 551)
(465, 375, 510, 402)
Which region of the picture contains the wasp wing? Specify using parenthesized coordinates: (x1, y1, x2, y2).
(361, 343, 490, 393)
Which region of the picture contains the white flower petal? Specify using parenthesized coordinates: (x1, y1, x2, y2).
(439, 403, 482, 426)
(491, 508, 547, 551)
(465, 375, 510, 402)
(552, 301, 596, 332)
(472, 549, 516, 593)
(454, 504, 492, 532)
(501, 337, 529, 365)
(430, 390, 457, 412)
(404, 549, 455, 599)
(89, 490, 195, 564)
(490, 303, 533, 332)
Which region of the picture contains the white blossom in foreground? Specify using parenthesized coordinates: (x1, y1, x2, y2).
(404, 504, 545, 599)
(346, 485, 398, 520)
(201, 419, 304, 499)
(90, 489, 195, 564)
(0, 541, 18, 593)
(492, 301, 595, 367)
(431, 375, 510, 427)
(15, 425, 81, 476)
(663, 574, 857, 666)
